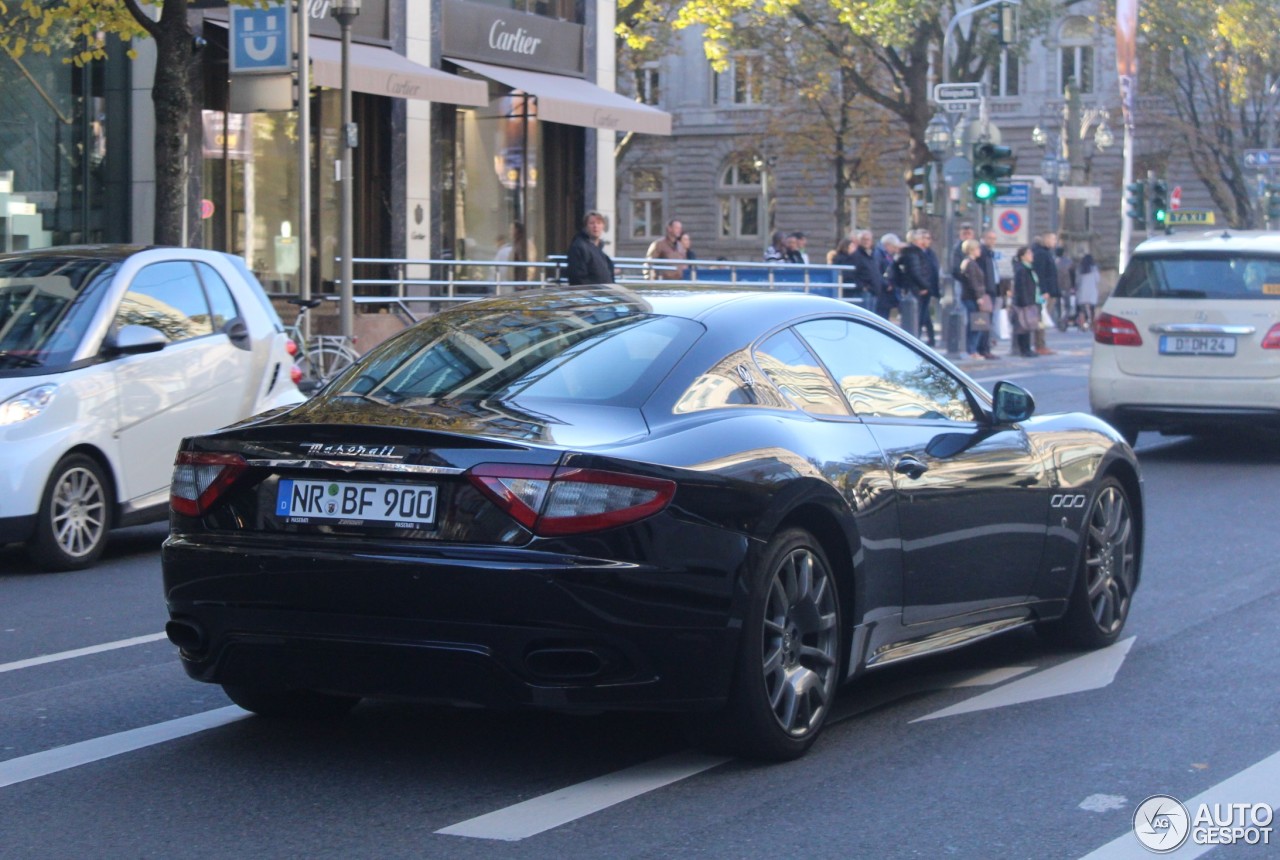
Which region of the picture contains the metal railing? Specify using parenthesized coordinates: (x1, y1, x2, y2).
(337, 255, 860, 326)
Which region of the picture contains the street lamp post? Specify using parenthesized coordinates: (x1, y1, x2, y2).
(332, 0, 361, 343)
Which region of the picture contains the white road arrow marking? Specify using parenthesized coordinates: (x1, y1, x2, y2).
(911, 637, 1135, 722)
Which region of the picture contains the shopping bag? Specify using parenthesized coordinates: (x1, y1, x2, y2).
(995, 304, 1012, 340)
(969, 311, 992, 331)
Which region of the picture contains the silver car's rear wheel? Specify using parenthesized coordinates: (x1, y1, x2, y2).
(28, 454, 111, 571)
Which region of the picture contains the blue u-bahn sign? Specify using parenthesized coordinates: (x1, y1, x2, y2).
(230, 4, 292, 75)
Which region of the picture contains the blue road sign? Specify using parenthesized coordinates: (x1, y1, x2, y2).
(230, 5, 292, 75)
(994, 182, 1030, 206)
(998, 210, 1022, 235)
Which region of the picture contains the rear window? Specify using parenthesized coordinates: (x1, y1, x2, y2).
(331, 297, 702, 408)
(1115, 253, 1280, 299)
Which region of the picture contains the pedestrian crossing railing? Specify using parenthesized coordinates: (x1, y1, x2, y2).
(339, 255, 859, 325)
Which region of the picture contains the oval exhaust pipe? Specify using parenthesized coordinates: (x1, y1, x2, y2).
(165, 619, 207, 655)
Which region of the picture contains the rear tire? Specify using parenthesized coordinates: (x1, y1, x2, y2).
(28, 454, 111, 571)
(222, 684, 360, 719)
(689, 528, 841, 761)
(1037, 477, 1138, 650)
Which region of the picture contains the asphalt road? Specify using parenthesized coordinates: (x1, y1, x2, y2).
(3, 329, 1277, 859)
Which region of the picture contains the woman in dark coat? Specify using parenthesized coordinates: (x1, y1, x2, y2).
(1010, 245, 1040, 358)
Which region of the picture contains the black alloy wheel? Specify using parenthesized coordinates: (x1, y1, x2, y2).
(696, 528, 841, 761)
(1039, 477, 1138, 649)
(28, 454, 111, 571)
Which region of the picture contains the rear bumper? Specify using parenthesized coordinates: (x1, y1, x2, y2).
(162, 530, 747, 712)
(1090, 353, 1280, 433)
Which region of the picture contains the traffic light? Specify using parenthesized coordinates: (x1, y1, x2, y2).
(1150, 179, 1170, 228)
(972, 143, 1014, 202)
(1124, 180, 1147, 226)
(1266, 184, 1280, 221)
(908, 163, 935, 214)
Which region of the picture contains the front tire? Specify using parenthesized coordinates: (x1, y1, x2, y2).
(222, 684, 360, 719)
(1038, 478, 1138, 649)
(28, 454, 111, 571)
(693, 529, 841, 761)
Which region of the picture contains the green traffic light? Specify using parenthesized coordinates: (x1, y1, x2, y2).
(974, 181, 997, 200)
(1154, 208, 1167, 223)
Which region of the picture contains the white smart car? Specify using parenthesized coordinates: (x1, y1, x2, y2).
(0, 246, 303, 570)
(1090, 230, 1280, 445)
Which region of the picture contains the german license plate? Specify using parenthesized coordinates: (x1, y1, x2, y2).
(1159, 335, 1236, 356)
(275, 479, 437, 527)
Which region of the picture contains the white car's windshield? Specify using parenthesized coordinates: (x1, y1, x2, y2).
(0, 257, 118, 371)
(1115, 253, 1280, 300)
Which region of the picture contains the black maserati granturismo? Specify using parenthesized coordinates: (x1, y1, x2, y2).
(163, 286, 1142, 760)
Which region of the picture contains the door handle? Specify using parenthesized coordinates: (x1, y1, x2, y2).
(894, 456, 929, 480)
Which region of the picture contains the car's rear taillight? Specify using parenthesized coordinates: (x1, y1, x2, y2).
(1262, 324, 1280, 350)
(468, 464, 675, 537)
(290, 364, 304, 384)
(1094, 312, 1143, 347)
(285, 339, 299, 357)
(171, 452, 248, 517)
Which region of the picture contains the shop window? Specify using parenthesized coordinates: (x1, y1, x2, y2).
(630, 169, 665, 239)
(718, 158, 762, 240)
(712, 54, 764, 106)
(1059, 17, 1094, 94)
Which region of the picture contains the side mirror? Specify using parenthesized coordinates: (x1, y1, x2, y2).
(992, 380, 1035, 424)
(113, 324, 168, 355)
(224, 317, 251, 350)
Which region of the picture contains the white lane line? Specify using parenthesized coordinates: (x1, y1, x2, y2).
(436, 751, 731, 841)
(0, 632, 168, 675)
(1079, 746, 1280, 859)
(950, 666, 1035, 688)
(912, 637, 1135, 722)
(0, 706, 247, 789)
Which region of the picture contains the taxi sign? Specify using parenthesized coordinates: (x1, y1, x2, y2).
(1165, 210, 1216, 227)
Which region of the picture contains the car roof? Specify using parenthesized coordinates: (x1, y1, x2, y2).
(0, 245, 243, 266)
(485, 285, 855, 322)
(1134, 230, 1280, 256)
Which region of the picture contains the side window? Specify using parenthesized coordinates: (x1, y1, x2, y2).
(674, 348, 791, 413)
(796, 318, 976, 422)
(114, 262, 213, 343)
(753, 329, 849, 417)
(195, 262, 240, 330)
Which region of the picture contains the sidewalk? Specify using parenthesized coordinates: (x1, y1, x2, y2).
(948, 323, 1095, 372)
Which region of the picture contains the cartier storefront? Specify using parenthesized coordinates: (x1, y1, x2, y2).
(436, 0, 670, 270)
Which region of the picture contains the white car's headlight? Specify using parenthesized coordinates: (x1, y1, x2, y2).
(0, 383, 58, 425)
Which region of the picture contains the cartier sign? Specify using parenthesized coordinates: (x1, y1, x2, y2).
(442, 0, 584, 77)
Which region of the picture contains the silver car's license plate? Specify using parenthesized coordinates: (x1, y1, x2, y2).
(1159, 335, 1236, 356)
(275, 479, 437, 527)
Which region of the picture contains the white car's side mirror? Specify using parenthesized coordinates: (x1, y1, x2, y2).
(113, 324, 168, 355)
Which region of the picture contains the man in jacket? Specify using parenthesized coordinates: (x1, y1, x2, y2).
(645, 218, 688, 280)
(1031, 232, 1059, 353)
(897, 229, 940, 345)
(566, 211, 614, 285)
(850, 231, 885, 312)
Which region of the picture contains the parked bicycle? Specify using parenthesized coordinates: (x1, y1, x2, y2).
(283, 297, 360, 393)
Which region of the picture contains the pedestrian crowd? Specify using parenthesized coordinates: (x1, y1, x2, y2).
(566, 210, 1095, 360)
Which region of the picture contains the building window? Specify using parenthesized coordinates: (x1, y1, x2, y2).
(718, 158, 762, 239)
(712, 54, 764, 106)
(995, 49, 1020, 97)
(634, 65, 660, 106)
(630, 169, 664, 239)
(1059, 17, 1094, 94)
(844, 194, 872, 233)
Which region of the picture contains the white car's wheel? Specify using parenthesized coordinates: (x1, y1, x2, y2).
(28, 454, 111, 571)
